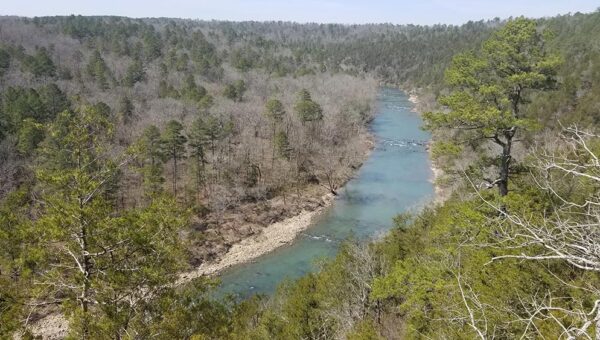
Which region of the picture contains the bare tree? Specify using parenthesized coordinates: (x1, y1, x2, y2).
(467, 125, 600, 339)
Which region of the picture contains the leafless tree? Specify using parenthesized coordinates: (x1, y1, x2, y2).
(466, 125, 600, 339)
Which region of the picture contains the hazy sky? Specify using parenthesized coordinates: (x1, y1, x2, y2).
(2, 0, 598, 25)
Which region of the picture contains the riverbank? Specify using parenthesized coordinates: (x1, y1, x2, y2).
(179, 193, 335, 283)
(181, 132, 375, 281)
(407, 89, 449, 203)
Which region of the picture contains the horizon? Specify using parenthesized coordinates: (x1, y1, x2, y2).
(1, 0, 598, 26)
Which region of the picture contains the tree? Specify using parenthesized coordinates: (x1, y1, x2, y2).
(223, 84, 238, 101)
(188, 117, 208, 202)
(477, 126, 600, 338)
(181, 74, 207, 102)
(122, 58, 145, 87)
(264, 98, 286, 125)
(137, 125, 165, 197)
(117, 95, 134, 124)
(294, 89, 323, 124)
(234, 80, 246, 101)
(162, 120, 187, 198)
(16, 118, 44, 155)
(273, 130, 291, 160)
(197, 94, 214, 113)
(0, 48, 11, 76)
(25, 105, 188, 339)
(222, 80, 246, 102)
(1, 87, 45, 132)
(38, 83, 70, 119)
(423, 18, 561, 196)
(86, 51, 111, 89)
(21, 47, 55, 78)
(142, 29, 162, 61)
(264, 98, 287, 163)
(0, 188, 31, 336)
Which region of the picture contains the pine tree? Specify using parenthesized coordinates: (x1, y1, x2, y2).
(274, 130, 291, 160)
(264, 98, 286, 124)
(86, 51, 110, 89)
(188, 117, 208, 202)
(122, 58, 145, 87)
(294, 89, 323, 124)
(28, 106, 189, 338)
(16, 118, 44, 155)
(424, 18, 561, 196)
(117, 95, 134, 124)
(138, 125, 165, 197)
(162, 120, 187, 198)
(38, 83, 70, 120)
(264, 98, 286, 163)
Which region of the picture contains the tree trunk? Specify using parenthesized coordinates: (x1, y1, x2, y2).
(80, 199, 91, 340)
(498, 132, 513, 197)
(172, 154, 177, 198)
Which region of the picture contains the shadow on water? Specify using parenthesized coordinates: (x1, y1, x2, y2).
(214, 87, 434, 298)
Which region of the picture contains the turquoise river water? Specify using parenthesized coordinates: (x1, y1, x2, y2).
(217, 88, 434, 297)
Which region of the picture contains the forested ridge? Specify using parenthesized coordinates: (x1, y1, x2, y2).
(1, 10, 600, 339)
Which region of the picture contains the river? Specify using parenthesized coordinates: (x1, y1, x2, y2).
(217, 88, 434, 297)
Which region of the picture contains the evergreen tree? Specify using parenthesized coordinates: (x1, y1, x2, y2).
(201, 116, 225, 156)
(234, 79, 246, 101)
(294, 89, 323, 124)
(21, 47, 55, 78)
(86, 51, 110, 89)
(0, 48, 10, 76)
(30, 106, 188, 339)
(273, 130, 291, 160)
(264, 98, 285, 124)
(264, 98, 287, 162)
(222, 80, 246, 102)
(0, 188, 31, 336)
(16, 118, 44, 155)
(161, 120, 187, 198)
(182, 74, 207, 102)
(122, 58, 145, 87)
(424, 18, 561, 196)
(188, 117, 208, 201)
(1, 87, 45, 131)
(223, 83, 238, 101)
(117, 95, 134, 124)
(138, 125, 165, 197)
(38, 83, 70, 119)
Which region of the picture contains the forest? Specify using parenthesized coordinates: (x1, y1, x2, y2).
(1, 9, 600, 339)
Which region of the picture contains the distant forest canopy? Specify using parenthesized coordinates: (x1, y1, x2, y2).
(1, 10, 600, 339)
(0, 15, 501, 86)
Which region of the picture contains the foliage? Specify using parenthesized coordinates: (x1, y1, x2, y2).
(264, 98, 286, 123)
(3, 105, 193, 339)
(223, 80, 247, 102)
(122, 58, 145, 87)
(136, 125, 165, 197)
(162, 120, 187, 197)
(86, 50, 111, 89)
(2, 11, 600, 339)
(20, 47, 55, 78)
(117, 95, 134, 124)
(0, 47, 11, 76)
(294, 89, 323, 123)
(273, 130, 291, 159)
(424, 18, 561, 196)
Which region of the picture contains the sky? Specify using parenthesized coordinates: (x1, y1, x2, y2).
(1, 0, 598, 25)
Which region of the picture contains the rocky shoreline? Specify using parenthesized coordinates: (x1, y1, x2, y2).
(179, 193, 334, 283)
